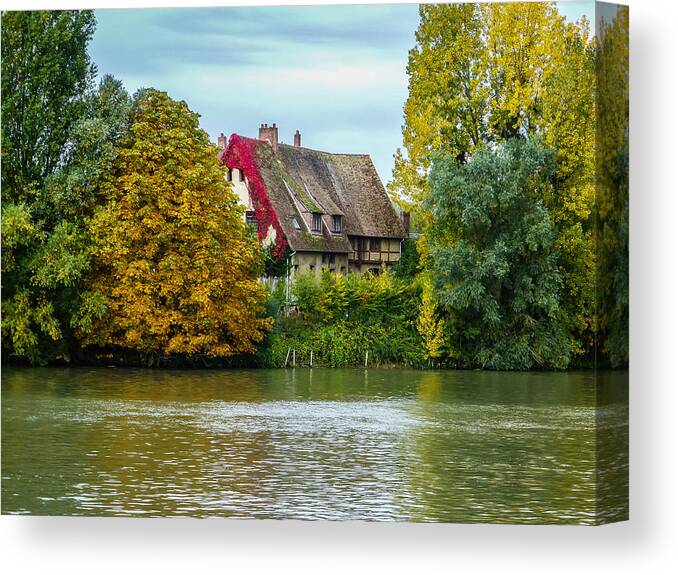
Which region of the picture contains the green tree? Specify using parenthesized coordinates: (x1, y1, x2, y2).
(391, 238, 420, 279)
(390, 2, 483, 211)
(81, 90, 272, 363)
(595, 6, 629, 367)
(391, 2, 593, 204)
(1, 10, 96, 202)
(42, 74, 132, 225)
(390, 1, 596, 361)
(1, 76, 131, 364)
(1, 11, 110, 364)
(266, 270, 424, 368)
(426, 138, 570, 370)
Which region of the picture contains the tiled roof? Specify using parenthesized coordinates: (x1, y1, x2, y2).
(225, 136, 406, 254)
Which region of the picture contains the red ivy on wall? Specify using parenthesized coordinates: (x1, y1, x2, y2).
(220, 134, 288, 259)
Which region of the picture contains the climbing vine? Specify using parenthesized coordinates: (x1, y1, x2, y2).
(220, 134, 288, 258)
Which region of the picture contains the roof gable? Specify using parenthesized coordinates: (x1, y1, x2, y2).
(221, 134, 405, 255)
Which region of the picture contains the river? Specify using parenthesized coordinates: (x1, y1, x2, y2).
(1, 367, 628, 523)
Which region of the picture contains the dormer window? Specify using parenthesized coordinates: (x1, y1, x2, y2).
(332, 215, 342, 233)
(311, 212, 322, 232)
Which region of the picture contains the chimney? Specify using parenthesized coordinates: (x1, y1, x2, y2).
(293, 129, 302, 148)
(258, 122, 278, 152)
(217, 132, 227, 149)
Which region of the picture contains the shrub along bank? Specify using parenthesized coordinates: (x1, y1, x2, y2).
(255, 270, 427, 368)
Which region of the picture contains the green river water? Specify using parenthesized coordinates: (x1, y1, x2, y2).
(1, 367, 628, 523)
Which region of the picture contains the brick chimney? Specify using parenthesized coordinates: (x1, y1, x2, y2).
(258, 122, 278, 152)
(293, 129, 302, 148)
(217, 132, 227, 149)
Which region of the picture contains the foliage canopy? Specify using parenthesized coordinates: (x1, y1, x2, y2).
(388, 1, 619, 367)
(1, 11, 110, 364)
(1, 10, 96, 202)
(81, 90, 272, 361)
(426, 138, 571, 369)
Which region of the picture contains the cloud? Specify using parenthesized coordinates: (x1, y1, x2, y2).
(90, 4, 418, 182)
(90, 3, 593, 184)
(149, 6, 419, 51)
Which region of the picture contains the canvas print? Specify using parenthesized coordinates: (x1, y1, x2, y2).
(1, 1, 628, 524)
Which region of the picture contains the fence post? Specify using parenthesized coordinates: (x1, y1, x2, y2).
(293, 349, 296, 368)
(310, 350, 313, 368)
(365, 350, 369, 368)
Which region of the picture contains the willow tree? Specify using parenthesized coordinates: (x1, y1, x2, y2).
(391, 2, 596, 361)
(426, 139, 570, 370)
(82, 90, 272, 362)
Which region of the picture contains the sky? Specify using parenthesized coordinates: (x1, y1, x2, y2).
(89, 2, 594, 184)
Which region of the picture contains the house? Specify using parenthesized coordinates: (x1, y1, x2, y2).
(218, 123, 406, 276)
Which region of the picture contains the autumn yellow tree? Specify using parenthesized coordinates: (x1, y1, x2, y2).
(391, 2, 594, 207)
(81, 89, 272, 362)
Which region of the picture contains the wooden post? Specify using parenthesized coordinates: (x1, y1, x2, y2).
(293, 349, 296, 368)
(365, 350, 369, 368)
(284, 348, 291, 368)
(310, 350, 313, 368)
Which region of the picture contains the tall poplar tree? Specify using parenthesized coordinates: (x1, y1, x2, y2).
(1, 75, 132, 364)
(1, 10, 96, 201)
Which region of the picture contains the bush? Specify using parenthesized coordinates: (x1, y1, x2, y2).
(257, 270, 426, 367)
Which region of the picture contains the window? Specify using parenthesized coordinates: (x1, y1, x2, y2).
(369, 238, 381, 252)
(311, 213, 322, 232)
(332, 215, 342, 233)
(226, 169, 233, 182)
(245, 211, 258, 229)
(291, 217, 301, 230)
(329, 254, 335, 264)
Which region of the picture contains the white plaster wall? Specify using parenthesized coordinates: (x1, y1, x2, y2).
(229, 169, 252, 209)
(227, 169, 276, 247)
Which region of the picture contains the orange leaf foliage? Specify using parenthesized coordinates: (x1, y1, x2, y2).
(82, 90, 272, 357)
